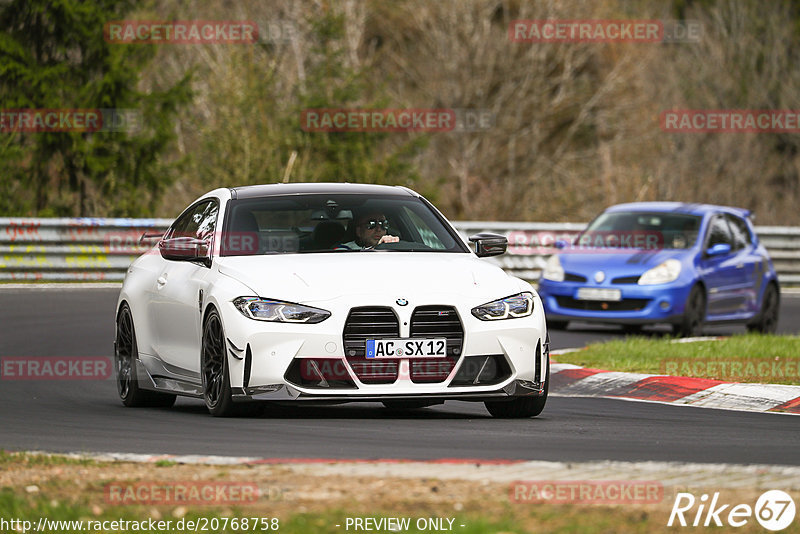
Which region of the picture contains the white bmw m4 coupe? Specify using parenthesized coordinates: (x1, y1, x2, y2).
(114, 183, 549, 417)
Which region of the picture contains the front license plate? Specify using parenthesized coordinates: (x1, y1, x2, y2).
(366, 338, 447, 359)
(576, 288, 622, 301)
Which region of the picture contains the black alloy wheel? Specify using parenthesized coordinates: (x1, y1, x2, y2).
(202, 310, 238, 417)
(484, 354, 549, 418)
(115, 304, 176, 408)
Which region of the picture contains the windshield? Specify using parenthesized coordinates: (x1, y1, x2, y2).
(220, 194, 469, 256)
(578, 211, 702, 250)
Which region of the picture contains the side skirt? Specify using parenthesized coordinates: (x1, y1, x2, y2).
(135, 357, 203, 397)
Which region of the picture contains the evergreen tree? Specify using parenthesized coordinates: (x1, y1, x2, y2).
(0, 0, 191, 216)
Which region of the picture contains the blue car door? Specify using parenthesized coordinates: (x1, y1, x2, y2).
(725, 213, 761, 314)
(698, 214, 743, 316)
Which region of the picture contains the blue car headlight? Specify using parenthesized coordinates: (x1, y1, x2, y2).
(541, 255, 564, 282)
(638, 259, 682, 285)
(471, 292, 534, 321)
(233, 297, 331, 323)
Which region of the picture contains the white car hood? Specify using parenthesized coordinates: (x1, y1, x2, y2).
(216, 252, 522, 304)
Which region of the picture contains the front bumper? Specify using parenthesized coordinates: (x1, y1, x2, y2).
(221, 297, 548, 401)
(538, 279, 693, 325)
(231, 378, 545, 402)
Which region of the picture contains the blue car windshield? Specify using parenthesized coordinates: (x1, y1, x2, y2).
(579, 211, 702, 250)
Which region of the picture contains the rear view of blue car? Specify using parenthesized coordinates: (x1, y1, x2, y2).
(537, 202, 780, 336)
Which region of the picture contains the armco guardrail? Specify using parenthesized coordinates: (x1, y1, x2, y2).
(452, 221, 800, 286)
(0, 218, 172, 281)
(1, 218, 799, 285)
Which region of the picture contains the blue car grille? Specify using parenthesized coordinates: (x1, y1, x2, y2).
(611, 275, 640, 284)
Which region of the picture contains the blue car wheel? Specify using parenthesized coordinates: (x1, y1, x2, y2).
(747, 283, 780, 334)
(673, 285, 706, 337)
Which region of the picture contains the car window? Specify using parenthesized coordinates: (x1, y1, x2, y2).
(725, 214, 751, 250)
(169, 200, 218, 241)
(221, 194, 467, 256)
(401, 207, 447, 249)
(580, 211, 701, 249)
(706, 215, 734, 248)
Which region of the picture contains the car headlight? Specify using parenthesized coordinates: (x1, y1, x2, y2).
(471, 292, 534, 321)
(541, 254, 565, 282)
(638, 259, 682, 285)
(233, 297, 331, 323)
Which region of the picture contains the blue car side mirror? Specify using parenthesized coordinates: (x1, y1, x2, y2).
(706, 243, 732, 256)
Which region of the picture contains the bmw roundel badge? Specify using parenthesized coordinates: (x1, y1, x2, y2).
(396, 298, 408, 306)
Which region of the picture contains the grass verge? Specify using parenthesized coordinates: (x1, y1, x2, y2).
(554, 333, 800, 384)
(0, 450, 97, 467)
(2, 454, 798, 533)
(0, 476, 677, 534)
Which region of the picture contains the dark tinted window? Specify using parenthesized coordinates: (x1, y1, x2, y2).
(706, 216, 734, 248)
(222, 194, 468, 256)
(725, 214, 752, 249)
(169, 200, 218, 241)
(582, 211, 701, 249)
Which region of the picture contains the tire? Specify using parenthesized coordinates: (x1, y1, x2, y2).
(673, 285, 706, 338)
(547, 320, 568, 330)
(114, 304, 176, 408)
(484, 354, 549, 418)
(201, 309, 238, 417)
(747, 283, 780, 334)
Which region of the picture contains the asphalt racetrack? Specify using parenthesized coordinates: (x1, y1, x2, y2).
(0, 287, 798, 465)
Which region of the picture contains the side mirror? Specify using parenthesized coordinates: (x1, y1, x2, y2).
(554, 239, 569, 249)
(706, 243, 732, 257)
(159, 237, 210, 265)
(468, 233, 508, 258)
(139, 231, 165, 243)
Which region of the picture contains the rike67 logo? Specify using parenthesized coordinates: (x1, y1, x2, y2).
(668, 490, 796, 531)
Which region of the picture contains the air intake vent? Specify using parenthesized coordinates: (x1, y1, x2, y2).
(343, 307, 400, 384)
(564, 273, 588, 282)
(611, 275, 640, 284)
(555, 296, 649, 311)
(449, 355, 512, 386)
(284, 358, 357, 389)
(409, 306, 463, 383)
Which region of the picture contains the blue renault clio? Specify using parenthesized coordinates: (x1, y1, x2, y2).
(537, 202, 780, 336)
